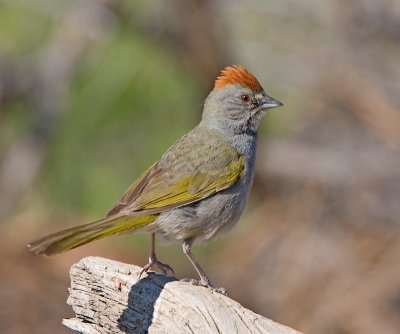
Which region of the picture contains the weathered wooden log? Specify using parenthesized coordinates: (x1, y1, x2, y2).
(63, 257, 300, 334)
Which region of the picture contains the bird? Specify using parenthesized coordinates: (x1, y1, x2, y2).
(28, 65, 283, 293)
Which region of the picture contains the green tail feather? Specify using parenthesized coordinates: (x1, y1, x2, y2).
(27, 214, 158, 256)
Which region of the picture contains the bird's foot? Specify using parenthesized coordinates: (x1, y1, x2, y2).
(139, 255, 175, 278)
(180, 277, 227, 296)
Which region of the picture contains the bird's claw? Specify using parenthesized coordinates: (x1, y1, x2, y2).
(139, 257, 175, 279)
(180, 277, 228, 296)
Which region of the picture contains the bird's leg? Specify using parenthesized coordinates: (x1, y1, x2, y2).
(181, 238, 227, 295)
(182, 239, 210, 286)
(139, 233, 174, 278)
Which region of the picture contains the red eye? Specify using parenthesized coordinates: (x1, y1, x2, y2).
(240, 94, 250, 103)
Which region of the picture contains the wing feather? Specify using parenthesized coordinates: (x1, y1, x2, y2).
(108, 128, 244, 216)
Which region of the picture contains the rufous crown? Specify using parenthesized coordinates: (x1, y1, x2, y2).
(214, 65, 262, 92)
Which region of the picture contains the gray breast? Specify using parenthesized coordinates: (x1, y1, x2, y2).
(153, 130, 257, 244)
(155, 151, 255, 244)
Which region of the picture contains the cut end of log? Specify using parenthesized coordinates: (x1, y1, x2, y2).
(64, 256, 301, 334)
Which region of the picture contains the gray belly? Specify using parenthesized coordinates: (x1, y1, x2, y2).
(150, 130, 258, 244)
(153, 171, 253, 244)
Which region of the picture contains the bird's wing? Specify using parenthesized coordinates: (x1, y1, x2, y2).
(107, 129, 244, 216)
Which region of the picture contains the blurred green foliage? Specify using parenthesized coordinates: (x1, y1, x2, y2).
(0, 2, 51, 54)
(45, 36, 199, 216)
(0, 1, 200, 219)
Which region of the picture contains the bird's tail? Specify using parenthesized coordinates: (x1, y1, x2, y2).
(27, 214, 158, 256)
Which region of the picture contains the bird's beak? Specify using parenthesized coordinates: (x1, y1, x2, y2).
(259, 95, 283, 109)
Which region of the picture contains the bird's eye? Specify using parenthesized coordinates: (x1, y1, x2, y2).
(240, 94, 250, 103)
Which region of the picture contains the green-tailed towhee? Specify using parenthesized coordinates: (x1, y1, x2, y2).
(28, 65, 282, 292)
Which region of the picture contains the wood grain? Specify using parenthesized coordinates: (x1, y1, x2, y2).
(63, 257, 300, 334)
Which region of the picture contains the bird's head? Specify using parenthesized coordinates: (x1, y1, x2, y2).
(202, 65, 282, 135)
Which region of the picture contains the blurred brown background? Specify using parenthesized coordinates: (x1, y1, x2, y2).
(1, 0, 399, 333)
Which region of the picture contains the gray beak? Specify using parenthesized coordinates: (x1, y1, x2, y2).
(260, 95, 283, 109)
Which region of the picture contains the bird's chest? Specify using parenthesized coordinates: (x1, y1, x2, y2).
(156, 158, 255, 244)
(156, 134, 257, 243)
